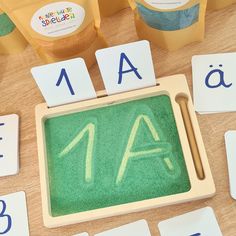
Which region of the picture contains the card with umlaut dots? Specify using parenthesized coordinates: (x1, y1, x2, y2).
(192, 53, 236, 114)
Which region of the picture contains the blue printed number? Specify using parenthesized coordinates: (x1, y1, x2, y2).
(56, 68, 75, 95)
(0, 200, 12, 234)
(190, 233, 201, 236)
(118, 52, 142, 84)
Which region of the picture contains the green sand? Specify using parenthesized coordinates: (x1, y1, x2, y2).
(44, 95, 191, 217)
(0, 13, 15, 36)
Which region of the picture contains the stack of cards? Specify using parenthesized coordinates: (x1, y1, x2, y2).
(192, 52, 236, 114)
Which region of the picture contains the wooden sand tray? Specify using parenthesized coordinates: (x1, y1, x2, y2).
(35, 74, 215, 228)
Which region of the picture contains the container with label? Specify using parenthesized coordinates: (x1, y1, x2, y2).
(129, 0, 207, 51)
(98, 0, 129, 17)
(0, 9, 27, 54)
(207, 0, 236, 10)
(0, 0, 107, 67)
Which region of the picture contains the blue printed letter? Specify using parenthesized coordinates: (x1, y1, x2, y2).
(0, 200, 12, 234)
(118, 53, 142, 84)
(205, 65, 232, 89)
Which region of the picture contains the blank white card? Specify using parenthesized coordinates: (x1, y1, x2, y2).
(95, 220, 151, 236)
(158, 207, 222, 236)
(225, 131, 236, 200)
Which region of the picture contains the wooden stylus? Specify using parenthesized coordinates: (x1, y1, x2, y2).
(176, 95, 205, 180)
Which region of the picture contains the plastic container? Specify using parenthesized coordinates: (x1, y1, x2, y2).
(0, 0, 107, 67)
(129, 0, 207, 51)
(207, 0, 236, 10)
(98, 0, 129, 16)
(0, 9, 27, 54)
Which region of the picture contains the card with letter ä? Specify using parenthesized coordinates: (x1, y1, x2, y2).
(192, 52, 236, 114)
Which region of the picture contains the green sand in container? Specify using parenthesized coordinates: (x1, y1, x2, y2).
(44, 95, 191, 217)
(0, 13, 15, 36)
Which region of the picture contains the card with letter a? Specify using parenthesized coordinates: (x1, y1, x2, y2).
(192, 52, 236, 114)
(158, 207, 222, 236)
(96, 40, 156, 95)
(95, 220, 151, 236)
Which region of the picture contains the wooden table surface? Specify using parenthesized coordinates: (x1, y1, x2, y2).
(1, 5, 236, 236)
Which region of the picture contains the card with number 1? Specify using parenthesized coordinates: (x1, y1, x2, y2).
(31, 58, 97, 107)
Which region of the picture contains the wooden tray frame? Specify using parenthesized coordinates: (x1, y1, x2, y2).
(35, 74, 215, 228)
